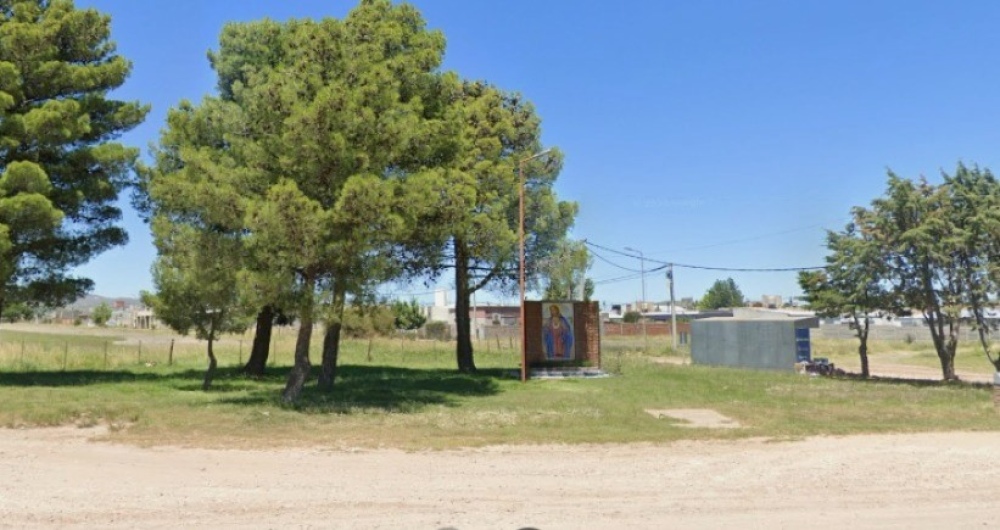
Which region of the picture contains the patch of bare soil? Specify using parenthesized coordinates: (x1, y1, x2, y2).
(645, 408, 741, 429)
(2, 427, 999, 529)
(842, 353, 994, 384)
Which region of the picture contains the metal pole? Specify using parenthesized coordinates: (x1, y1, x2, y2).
(626, 246, 647, 352)
(519, 158, 527, 382)
(639, 251, 647, 351)
(669, 264, 677, 350)
(519, 149, 552, 382)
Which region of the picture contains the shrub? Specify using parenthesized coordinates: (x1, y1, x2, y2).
(423, 321, 450, 340)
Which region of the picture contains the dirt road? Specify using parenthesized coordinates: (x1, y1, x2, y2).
(2, 427, 998, 529)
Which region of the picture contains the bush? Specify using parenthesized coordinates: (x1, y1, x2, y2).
(623, 311, 642, 323)
(392, 299, 426, 330)
(342, 305, 395, 338)
(423, 321, 450, 340)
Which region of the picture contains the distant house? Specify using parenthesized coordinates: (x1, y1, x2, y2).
(43, 295, 161, 329)
(422, 290, 520, 338)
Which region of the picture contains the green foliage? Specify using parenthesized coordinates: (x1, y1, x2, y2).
(0, 0, 148, 316)
(424, 321, 450, 341)
(145, 224, 254, 343)
(541, 239, 593, 301)
(422, 80, 577, 371)
(91, 302, 112, 327)
(1, 301, 33, 322)
(341, 305, 396, 339)
(139, 0, 575, 386)
(140, 1, 458, 398)
(799, 219, 893, 378)
(622, 311, 642, 324)
(848, 164, 1000, 378)
(822, 162, 1000, 377)
(392, 299, 426, 331)
(698, 278, 745, 310)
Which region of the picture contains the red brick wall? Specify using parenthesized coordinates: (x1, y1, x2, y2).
(603, 322, 690, 336)
(524, 301, 600, 367)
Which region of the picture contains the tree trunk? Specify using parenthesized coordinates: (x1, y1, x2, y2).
(243, 305, 274, 377)
(854, 315, 871, 379)
(454, 241, 476, 373)
(924, 309, 957, 381)
(938, 347, 957, 381)
(318, 285, 346, 392)
(283, 278, 315, 403)
(857, 316, 870, 379)
(973, 315, 1000, 372)
(943, 323, 959, 381)
(202, 337, 217, 391)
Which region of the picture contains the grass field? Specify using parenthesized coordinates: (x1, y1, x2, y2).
(1, 325, 998, 449)
(811, 336, 1000, 376)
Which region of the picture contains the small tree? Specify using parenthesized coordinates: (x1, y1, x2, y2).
(1, 302, 34, 323)
(342, 304, 395, 339)
(941, 163, 1000, 373)
(392, 299, 426, 331)
(541, 239, 593, 300)
(424, 321, 450, 340)
(622, 311, 642, 324)
(860, 173, 963, 380)
(92, 302, 113, 327)
(698, 278, 745, 310)
(799, 221, 892, 378)
(145, 224, 253, 390)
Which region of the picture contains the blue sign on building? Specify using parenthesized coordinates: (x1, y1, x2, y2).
(795, 327, 811, 362)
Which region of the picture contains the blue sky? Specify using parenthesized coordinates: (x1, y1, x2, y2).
(71, 0, 1000, 307)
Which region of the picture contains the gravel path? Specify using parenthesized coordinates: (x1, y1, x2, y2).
(2, 427, 999, 529)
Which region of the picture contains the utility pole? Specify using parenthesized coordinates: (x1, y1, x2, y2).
(519, 149, 552, 382)
(668, 264, 677, 350)
(625, 246, 647, 351)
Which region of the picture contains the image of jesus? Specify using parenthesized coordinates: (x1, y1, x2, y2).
(542, 304, 574, 360)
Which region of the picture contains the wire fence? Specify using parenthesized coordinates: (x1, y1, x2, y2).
(0, 317, 702, 374)
(812, 325, 985, 343)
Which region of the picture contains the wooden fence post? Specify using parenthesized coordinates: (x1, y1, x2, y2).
(168, 339, 175, 366)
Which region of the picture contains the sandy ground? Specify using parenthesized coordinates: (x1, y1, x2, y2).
(2, 427, 1000, 529)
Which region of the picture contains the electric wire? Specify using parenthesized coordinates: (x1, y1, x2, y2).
(584, 240, 824, 272)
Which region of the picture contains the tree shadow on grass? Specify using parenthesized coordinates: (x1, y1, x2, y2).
(0, 367, 274, 389)
(834, 372, 993, 390)
(217, 365, 505, 414)
(0, 365, 509, 414)
(0, 369, 189, 387)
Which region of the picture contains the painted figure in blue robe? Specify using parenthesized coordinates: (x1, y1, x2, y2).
(543, 304, 573, 360)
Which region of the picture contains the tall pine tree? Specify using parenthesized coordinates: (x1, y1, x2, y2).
(0, 0, 147, 318)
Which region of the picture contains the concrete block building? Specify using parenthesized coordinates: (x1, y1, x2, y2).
(691, 309, 819, 371)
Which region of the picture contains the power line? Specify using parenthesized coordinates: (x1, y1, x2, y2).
(592, 272, 645, 285)
(584, 240, 823, 272)
(588, 248, 646, 273)
(648, 224, 827, 255)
